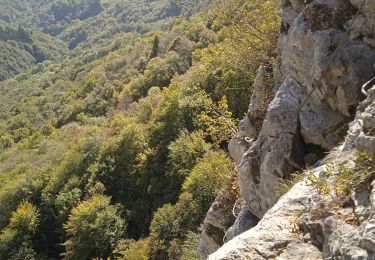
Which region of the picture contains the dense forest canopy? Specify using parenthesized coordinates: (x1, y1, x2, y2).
(0, 0, 280, 259)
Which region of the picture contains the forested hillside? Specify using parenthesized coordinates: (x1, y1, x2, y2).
(0, 0, 206, 80)
(0, 0, 280, 259)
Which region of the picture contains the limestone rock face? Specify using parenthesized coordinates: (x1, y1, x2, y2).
(277, 242, 322, 260)
(238, 78, 305, 218)
(281, 0, 375, 116)
(228, 138, 249, 166)
(299, 98, 346, 150)
(238, 66, 275, 140)
(248, 66, 274, 116)
(199, 189, 236, 260)
(316, 175, 375, 260)
(200, 0, 375, 258)
(224, 207, 259, 243)
(208, 174, 321, 260)
(344, 86, 375, 157)
(207, 86, 375, 260)
(322, 216, 367, 259)
(350, 0, 375, 43)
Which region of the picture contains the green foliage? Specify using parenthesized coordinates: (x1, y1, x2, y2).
(183, 151, 232, 211)
(9, 240, 37, 260)
(208, 0, 280, 68)
(42, 135, 104, 207)
(126, 51, 190, 101)
(113, 239, 150, 260)
(146, 84, 209, 154)
(0, 133, 14, 151)
(190, 0, 280, 116)
(145, 51, 190, 88)
(90, 121, 147, 202)
(128, 87, 163, 123)
(167, 130, 211, 183)
(147, 237, 168, 260)
(149, 193, 201, 259)
(0, 23, 68, 80)
(89, 121, 153, 237)
(63, 194, 125, 259)
(150, 151, 232, 256)
(55, 177, 82, 223)
(197, 96, 238, 147)
(307, 152, 375, 208)
(0, 0, 203, 80)
(0, 201, 39, 259)
(125, 75, 150, 101)
(181, 231, 200, 260)
(150, 35, 160, 59)
(150, 204, 179, 241)
(0, 177, 40, 232)
(7, 202, 39, 234)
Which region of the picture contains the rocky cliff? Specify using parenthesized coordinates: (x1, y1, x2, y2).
(200, 0, 375, 259)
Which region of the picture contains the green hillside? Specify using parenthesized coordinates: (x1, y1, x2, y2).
(0, 0, 206, 80)
(0, 0, 280, 259)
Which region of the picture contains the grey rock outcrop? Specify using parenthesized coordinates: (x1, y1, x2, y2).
(281, 0, 375, 116)
(238, 78, 305, 218)
(224, 207, 259, 243)
(322, 216, 367, 259)
(208, 85, 375, 259)
(299, 99, 346, 149)
(238, 65, 276, 140)
(201, 0, 375, 259)
(344, 85, 375, 156)
(277, 242, 322, 260)
(200, 189, 237, 260)
(228, 138, 249, 166)
(233, 0, 375, 225)
(208, 170, 322, 260)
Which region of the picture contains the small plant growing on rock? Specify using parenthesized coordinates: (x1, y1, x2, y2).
(306, 152, 375, 209)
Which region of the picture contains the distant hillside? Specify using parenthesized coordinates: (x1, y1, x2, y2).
(0, 0, 207, 80)
(0, 22, 68, 80)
